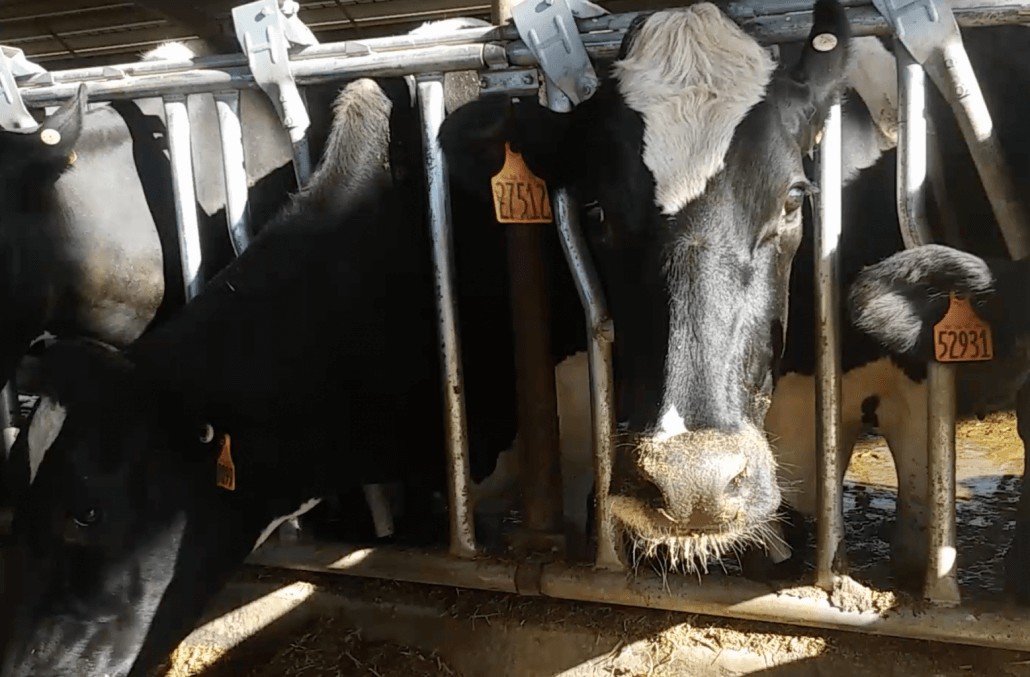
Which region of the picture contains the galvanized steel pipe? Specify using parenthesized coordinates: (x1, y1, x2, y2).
(814, 98, 846, 590)
(922, 38, 1030, 259)
(896, 41, 961, 606)
(896, 45, 933, 249)
(12, 6, 1030, 108)
(163, 95, 205, 301)
(552, 194, 620, 571)
(213, 91, 252, 257)
(0, 383, 16, 457)
(417, 75, 476, 559)
(247, 542, 1030, 652)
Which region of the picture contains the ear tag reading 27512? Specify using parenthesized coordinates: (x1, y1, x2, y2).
(216, 433, 236, 491)
(933, 292, 994, 363)
(491, 142, 553, 224)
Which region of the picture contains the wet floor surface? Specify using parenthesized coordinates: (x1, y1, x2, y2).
(836, 411, 1022, 599)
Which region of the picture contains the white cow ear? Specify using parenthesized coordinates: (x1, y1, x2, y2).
(199, 423, 215, 444)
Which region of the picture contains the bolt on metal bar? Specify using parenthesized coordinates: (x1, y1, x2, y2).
(163, 95, 204, 301)
(921, 36, 1030, 260)
(896, 41, 961, 606)
(417, 74, 476, 559)
(213, 91, 253, 257)
(814, 97, 845, 591)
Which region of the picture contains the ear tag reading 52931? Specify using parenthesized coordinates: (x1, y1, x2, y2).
(933, 292, 994, 363)
(216, 433, 236, 491)
(491, 142, 553, 224)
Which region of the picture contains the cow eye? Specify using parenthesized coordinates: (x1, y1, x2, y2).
(199, 423, 215, 444)
(73, 508, 101, 528)
(783, 185, 807, 215)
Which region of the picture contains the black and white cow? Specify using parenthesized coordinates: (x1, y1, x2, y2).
(442, 0, 851, 572)
(757, 19, 1030, 595)
(0, 4, 854, 674)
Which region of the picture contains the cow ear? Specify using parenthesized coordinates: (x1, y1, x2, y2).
(439, 93, 575, 203)
(35, 84, 87, 163)
(770, 0, 851, 153)
(847, 245, 1005, 361)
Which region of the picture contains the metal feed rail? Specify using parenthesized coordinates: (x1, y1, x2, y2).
(4, 0, 1030, 650)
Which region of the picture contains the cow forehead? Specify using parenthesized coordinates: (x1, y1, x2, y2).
(612, 4, 775, 216)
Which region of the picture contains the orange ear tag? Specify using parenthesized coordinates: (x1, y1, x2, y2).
(933, 292, 994, 363)
(216, 434, 236, 491)
(490, 142, 553, 224)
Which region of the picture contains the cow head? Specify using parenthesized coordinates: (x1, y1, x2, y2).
(0, 84, 86, 188)
(441, 0, 851, 572)
(0, 341, 259, 677)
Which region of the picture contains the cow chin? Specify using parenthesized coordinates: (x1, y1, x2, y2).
(608, 426, 782, 575)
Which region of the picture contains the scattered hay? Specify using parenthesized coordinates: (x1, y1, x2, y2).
(249, 615, 458, 677)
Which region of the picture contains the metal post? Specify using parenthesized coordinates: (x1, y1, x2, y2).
(896, 45, 932, 249)
(922, 39, 1030, 259)
(214, 91, 253, 257)
(814, 97, 845, 591)
(163, 95, 204, 301)
(897, 41, 961, 606)
(552, 196, 620, 570)
(0, 382, 17, 456)
(503, 107, 566, 553)
(417, 74, 476, 559)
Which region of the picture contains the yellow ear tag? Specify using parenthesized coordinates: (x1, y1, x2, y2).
(933, 292, 994, 363)
(67, 150, 77, 166)
(490, 142, 553, 224)
(216, 434, 236, 491)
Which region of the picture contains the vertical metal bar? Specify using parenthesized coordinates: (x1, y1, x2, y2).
(542, 78, 620, 569)
(897, 45, 932, 249)
(814, 97, 845, 591)
(163, 95, 204, 301)
(926, 363, 959, 604)
(492, 0, 513, 24)
(417, 74, 476, 558)
(552, 195, 620, 571)
(922, 40, 1030, 259)
(214, 91, 253, 257)
(292, 138, 313, 187)
(898, 41, 961, 606)
(0, 382, 17, 457)
(505, 80, 566, 550)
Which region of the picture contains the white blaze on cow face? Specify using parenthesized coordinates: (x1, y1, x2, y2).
(611, 4, 775, 215)
(27, 396, 67, 484)
(655, 405, 688, 442)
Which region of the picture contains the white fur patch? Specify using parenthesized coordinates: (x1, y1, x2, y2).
(253, 498, 323, 552)
(655, 405, 688, 441)
(612, 4, 775, 214)
(27, 397, 67, 484)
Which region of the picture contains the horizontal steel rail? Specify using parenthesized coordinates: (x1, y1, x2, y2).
(8, 3, 1030, 105)
(247, 543, 1030, 652)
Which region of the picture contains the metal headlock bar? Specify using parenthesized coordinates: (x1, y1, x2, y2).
(5, 0, 1030, 652)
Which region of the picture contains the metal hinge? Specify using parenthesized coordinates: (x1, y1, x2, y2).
(0, 46, 47, 132)
(511, 0, 602, 106)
